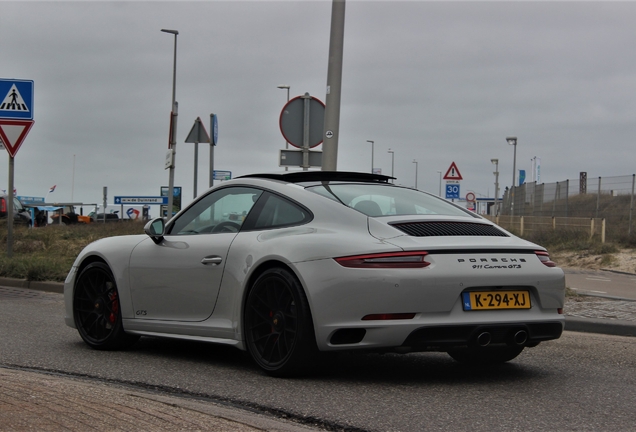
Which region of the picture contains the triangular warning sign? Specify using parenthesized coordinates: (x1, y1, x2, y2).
(0, 84, 30, 113)
(443, 161, 463, 180)
(0, 119, 34, 157)
(185, 117, 211, 143)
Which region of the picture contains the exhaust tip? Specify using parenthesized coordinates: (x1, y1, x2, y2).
(513, 330, 528, 346)
(477, 332, 492, 347)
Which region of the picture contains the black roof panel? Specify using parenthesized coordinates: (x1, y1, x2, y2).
(237, 171, 394, 184)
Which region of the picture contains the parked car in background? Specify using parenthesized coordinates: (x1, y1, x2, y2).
(0, 193, 32, 226)
(88, 211, 120, 222)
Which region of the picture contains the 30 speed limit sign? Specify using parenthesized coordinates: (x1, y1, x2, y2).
(445, 183, 460, 199)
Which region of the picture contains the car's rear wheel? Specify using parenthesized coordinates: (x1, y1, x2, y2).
(447, 345, 524, 365)
(244, 267, 318, 377)
(73, 262, 139, 350)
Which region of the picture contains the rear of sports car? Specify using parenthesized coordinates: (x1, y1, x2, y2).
(297, 181, 565, 364)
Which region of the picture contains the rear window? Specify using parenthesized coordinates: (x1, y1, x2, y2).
(306, 183, 476, 218)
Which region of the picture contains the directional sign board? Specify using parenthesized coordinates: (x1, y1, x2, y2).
(0, 79, 34, 120)
(445, 183, 460, 199)
(114, 196, 168, 205)
(213, 170, 232, 181)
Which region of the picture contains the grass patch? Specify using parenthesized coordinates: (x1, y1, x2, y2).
(0, 222, 144, 282)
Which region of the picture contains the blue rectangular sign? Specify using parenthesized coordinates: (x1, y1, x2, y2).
(0, 79, 34, 120)
(114, 196, 168, 205)
(445, 183, 460, 199)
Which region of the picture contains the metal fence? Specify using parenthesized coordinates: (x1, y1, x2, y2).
(500, 174, 636, 240)
(484, 215, 606, 243)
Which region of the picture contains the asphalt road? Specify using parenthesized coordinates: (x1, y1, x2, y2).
(564, 269, 636, 300)
(1, 288, 636, 432)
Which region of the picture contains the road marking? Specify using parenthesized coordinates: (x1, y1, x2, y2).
(585, 277, 611, 282)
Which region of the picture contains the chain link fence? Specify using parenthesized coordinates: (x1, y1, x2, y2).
(500, 174, 636, 241)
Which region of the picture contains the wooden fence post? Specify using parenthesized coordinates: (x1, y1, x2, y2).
(602, 219, 606, 243)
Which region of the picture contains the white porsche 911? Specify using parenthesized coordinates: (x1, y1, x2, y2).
(64, 171, 565, 376)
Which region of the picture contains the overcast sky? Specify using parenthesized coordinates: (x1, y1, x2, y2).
(2, 0, 635, 212)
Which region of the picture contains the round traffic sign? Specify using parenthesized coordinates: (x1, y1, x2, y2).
(279, 94, 325, 149)
(466, 192, 476, 202)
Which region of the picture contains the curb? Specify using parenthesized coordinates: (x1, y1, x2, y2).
(0, 277, 63, 294)
(600, 268, 636, 276)
(565, 316, 636, 337)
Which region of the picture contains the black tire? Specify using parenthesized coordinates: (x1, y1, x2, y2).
(447, 345, 524, 365)
(73, 262, 139, 350)
(244, 268, 318, 377)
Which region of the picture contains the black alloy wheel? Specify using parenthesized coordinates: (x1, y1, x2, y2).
(245, 267, 318, 377)
(73, 262, 139, 350)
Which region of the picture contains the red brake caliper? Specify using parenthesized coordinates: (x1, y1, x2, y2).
(109, 291, 119, 324)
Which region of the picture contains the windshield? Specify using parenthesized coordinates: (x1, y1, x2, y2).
(307, 183, 477, 218)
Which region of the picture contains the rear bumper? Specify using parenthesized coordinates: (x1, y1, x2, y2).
(401, 321, 563, 350)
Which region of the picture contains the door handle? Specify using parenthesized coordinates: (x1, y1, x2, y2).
(201, 256, 223, 265)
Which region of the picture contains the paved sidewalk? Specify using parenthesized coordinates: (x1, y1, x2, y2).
(0, 367, 318, 432)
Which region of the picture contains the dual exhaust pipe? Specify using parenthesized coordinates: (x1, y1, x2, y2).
(475, 329, 528, 347)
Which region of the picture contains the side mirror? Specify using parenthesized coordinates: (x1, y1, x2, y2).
(144, 217, 165, 244)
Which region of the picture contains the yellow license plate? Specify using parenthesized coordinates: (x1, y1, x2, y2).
(462, 291, 531, 311)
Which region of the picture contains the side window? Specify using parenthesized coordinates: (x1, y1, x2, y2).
(254, 194, 310, 229)
(169, 187, 263, 235)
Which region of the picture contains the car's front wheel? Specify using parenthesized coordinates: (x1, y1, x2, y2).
(447, 345, 524, 365)
(73, 262, 139, 350)
(244, 267, 318, 377)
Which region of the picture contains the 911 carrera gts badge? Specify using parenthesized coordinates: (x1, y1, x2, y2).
(458, 258, 527, 263)
(458, 257, 526, 269)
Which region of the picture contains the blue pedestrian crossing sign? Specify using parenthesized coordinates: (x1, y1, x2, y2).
(0, 79, 34, 120)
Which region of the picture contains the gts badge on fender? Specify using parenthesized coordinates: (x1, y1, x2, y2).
(136, 310, 147, 316)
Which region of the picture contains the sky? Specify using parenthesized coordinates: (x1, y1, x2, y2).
(1, 0, 635, 213)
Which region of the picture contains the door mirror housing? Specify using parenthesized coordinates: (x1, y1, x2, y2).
(144, 217, 165, 244)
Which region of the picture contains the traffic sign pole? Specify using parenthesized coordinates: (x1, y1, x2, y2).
(7, 156, 14, 256)
(1, 79, 35, 257)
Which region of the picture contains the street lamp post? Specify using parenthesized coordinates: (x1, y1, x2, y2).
(507, 136, 518, 216)
(277, 85, 290, 171)
(162, 28, 179, 219)
(387, 148, 395, 183)
(366, 140, 374, 173)
(437, 170, 442, 197)
(491, 158, 499, 216)
(412, 159, 418, 189)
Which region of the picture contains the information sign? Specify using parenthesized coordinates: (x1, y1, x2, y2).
(213, 170, 232, 181)
(445, 183, 460, 199)
(114, 196, 168, 205)
(0, 79, 34, 120)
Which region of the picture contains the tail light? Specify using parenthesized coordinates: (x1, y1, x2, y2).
(0, 198, 6, 214)
(535, 251, 556, 267)
(335, 251, 430, 268)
